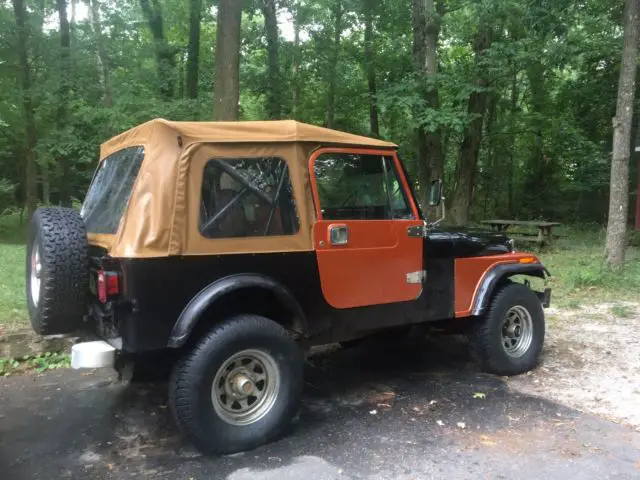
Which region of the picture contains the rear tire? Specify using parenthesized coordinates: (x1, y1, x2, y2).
(169, 314, 303, 454)
(26, 207, 89, 335)
(468, 283, 545, 376)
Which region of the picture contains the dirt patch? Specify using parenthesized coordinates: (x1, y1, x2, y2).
(509, 302, 640, 429)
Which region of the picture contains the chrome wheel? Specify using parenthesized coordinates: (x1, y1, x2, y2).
(211, 349, 280, 426)
(30, 244, 42, 307)
(501, 305, 533, 358)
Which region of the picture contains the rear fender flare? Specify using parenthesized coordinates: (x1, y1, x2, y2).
(471, 263, 549, 316)
(168, 273, 307, 348)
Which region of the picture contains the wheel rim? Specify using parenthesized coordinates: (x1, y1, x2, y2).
(211, 349, 280, 426)
(501, 305, 533, 358)
(30, 244, 41, 307)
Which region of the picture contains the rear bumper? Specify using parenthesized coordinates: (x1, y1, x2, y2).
(71, 340, 116, 369)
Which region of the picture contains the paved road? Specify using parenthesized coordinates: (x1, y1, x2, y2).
(1, 338, 639, 479)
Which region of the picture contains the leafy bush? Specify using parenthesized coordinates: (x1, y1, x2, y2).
(0, 178, 16, 215)
(0, 352, 71, 376)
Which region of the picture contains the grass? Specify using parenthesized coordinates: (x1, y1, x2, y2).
(533, 225, 640, 309)
(0, 212, 27, 332)
(0, 212, 638, 332)
(610, 303, 634, 318)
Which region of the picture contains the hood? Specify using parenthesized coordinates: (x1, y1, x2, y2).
(426, 227, 513, 258)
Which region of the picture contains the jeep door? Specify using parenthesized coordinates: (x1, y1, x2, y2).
(310, 148, 424, 309)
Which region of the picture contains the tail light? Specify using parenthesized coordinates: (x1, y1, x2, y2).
(97, 269, 120, 303)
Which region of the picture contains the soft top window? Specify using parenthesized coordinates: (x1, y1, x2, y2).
(81, 146, 144, 234)
(200, 157, 299, 239)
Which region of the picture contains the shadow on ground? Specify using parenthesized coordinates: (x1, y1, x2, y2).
(1, 336, 639, 479)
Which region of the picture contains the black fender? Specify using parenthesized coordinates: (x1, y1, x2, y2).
(471, 263, 550, 316)
(168, 273, 307, 348)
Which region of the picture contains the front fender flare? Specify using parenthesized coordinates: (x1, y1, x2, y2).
(168, 273, 307, 348)
(471, 263, 550, 316)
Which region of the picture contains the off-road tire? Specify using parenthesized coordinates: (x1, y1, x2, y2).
(468, 283, 545, 376)
(26, 207, 89, 335)
(169, 314, 303, 454)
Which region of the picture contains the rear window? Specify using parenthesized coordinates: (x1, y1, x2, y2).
(81, 146, 144, 234)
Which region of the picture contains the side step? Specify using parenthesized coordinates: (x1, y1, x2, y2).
(71, 341, 116, 369)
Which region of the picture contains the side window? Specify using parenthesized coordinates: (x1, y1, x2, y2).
(81, 146, 144, 234)
(200, 157, 299, 239)
(313, 153, 413, 220)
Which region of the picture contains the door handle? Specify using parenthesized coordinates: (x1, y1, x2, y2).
(329, 224, 349, 245)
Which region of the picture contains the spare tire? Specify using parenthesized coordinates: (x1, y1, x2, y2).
(26, 207, 89, 335)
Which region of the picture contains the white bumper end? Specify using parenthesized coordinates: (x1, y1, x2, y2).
(71, 341, 116, 369)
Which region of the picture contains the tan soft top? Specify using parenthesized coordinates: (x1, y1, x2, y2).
(100, 118, 396, 160)
(90, 118, 397, 258)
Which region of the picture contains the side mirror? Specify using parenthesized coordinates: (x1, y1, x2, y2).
(428, 179, 443, 207)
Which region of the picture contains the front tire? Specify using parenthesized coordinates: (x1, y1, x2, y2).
(169, 314, 303, 454)
(469, 283, 545, 376)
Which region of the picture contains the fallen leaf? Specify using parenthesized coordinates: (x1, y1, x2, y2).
(369, 409, 377, 415)
(472, 392, 486, 399)
(457, 422, 466, 429)
(436, 420, 445, 426)
(479, 435, 496, 446)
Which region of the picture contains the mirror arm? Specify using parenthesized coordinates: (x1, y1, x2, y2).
(428, 196, 446, 229)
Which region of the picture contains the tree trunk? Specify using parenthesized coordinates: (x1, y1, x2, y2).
(423, 1, 444, 182)
(70, 0, 77, 45)
(139, 0, 175, 99)
(57, 0, 72, 206)
(326, 0, 342, 129)
(525, 60, 547, 216)
(292, 12, 301, 119)
(507, 59, 518, 216)
(261, 0, 281, 119)
(186, 0, 202, 99)
(12, 0, 38, 218)
(213, 0, 243, 121)
(178, 50, 185, 98)
(605, 0, 640, 268)
(412, 0, 444, 211)
(363, 0, 379, 137)
(33, 0, 49, 204)
(449, 24, 492, 226)
(89, 0, 112, 107)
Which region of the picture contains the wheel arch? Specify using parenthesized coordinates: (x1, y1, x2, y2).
(471, 263, 549, 317)
(168, 273, 307, 348)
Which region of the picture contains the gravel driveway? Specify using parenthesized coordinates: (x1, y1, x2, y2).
(510, 302, 640, 428)
(1, 304, 640, 478)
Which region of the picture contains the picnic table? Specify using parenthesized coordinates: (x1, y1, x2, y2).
(481, 219, 562, 247)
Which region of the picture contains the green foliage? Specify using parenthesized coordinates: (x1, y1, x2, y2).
(538, 225, 640, 307)
(0, 0, 634, 223)
(0, 178, 16, 213)
(610, 303, 633, 318)
(0, 352, 71, 376)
